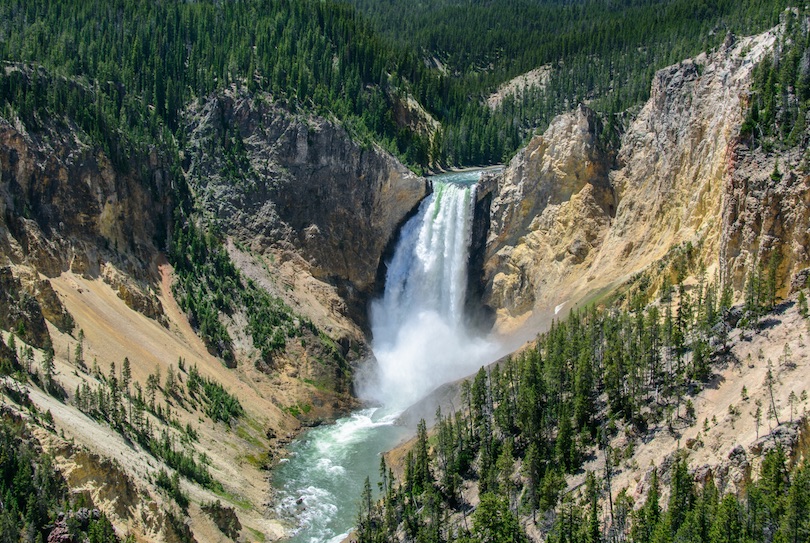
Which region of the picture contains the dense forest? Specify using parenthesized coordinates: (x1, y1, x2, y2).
(355, 249, 810, 542)
(0, 0, 437, 166)
(348, 0, 792, 156)
(0, 0, 795, 169)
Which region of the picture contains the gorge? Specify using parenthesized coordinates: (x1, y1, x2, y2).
(0, 3, 809, 543)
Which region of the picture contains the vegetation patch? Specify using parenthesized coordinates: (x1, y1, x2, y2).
(0, 410, 126, 542)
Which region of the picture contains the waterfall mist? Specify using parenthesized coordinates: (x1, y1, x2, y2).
(359, 178, 498, 409)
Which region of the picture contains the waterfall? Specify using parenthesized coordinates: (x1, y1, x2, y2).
(273, 171, 498, 543)
(360, 177, 497, 408)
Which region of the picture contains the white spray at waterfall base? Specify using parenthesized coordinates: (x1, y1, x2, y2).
(360, 179, 499, 409)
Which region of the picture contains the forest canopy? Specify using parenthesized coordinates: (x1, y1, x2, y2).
(0, 0, 793, 168)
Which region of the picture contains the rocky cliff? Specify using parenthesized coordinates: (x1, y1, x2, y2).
(476, 104, 615, 329)
(0, 120, 171, 279)
(184, 89, 429, 331)
(0, 108, 173, 345)
(476, 28, 809, 332)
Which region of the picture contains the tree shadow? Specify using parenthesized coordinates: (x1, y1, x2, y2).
(703, 372, 726, 390)
(772, 299, 795, 315)
(757, 317, 781, 330)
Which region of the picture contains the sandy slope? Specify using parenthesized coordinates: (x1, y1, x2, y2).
(0, 261, 319, 541)
(573, 297, 810, 517)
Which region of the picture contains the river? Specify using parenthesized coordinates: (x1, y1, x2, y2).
(270, 170, 498, 543)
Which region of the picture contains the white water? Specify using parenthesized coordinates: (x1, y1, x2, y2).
(272, 171, 498, 542)
(360, 176, 498, 408)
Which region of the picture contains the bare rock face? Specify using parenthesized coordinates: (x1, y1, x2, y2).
(721, 145, 810, 296)
(476, 104, 614, 324)
(184, 89, 429, 327)
(0, 109, 173, 331)
(476, 29, 789, 331)
(201, 500, 242, 540)
(15, 268, 74, 333)
(0, 118, 171, 278)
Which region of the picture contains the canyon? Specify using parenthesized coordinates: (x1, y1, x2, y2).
(0, 18, 809, 543)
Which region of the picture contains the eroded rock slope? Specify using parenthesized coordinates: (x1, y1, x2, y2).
(184, 89, 429, 331)
(477, 29, 809, 332)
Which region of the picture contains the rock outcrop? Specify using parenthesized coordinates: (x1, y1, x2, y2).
(0, 116, 172, 279)
(721, 143, 810, 295)
(477, 105, 614, 326)
(100, 263, 166, 326)
(475, 29, 807, 332)
(184, 88, 429, 328)
(0, 266, 52, 348)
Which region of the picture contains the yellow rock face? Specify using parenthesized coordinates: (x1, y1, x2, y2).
(476, 30, 806, 336)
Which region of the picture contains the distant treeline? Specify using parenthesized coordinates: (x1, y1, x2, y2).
(0, 0, 793, 169)
(0, 0, 437, 167)
(350, 0, 791, 157)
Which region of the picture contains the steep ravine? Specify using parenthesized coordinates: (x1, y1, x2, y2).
(0, 77, 429, 542)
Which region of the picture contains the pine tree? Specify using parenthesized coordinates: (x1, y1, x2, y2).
(709, 494, 744, 543)
(121, 357, 131, 396)
(555, 410, 575, 472)
(667, 454, 694, 530)
(165, 365, 177, 399)
(471, 493, 525, 543)
(146, 373, 158, 412)
(41, 348, 55, 393)
(522, 442, 541, 522)
(798, 290, 808, 318)
(585, 472, 601, 543)
(7, 334, 16, 358)
(764, 360, 781, 427)
(765, 249, 782, 310)
(633, 469, 660, 543)
(413, 418, 432, 494)
(788, 390, 799, 422)
(74, 329, 85, 369)
(778, 460, 810, 543)
(122, 357, 132, 422)
(108, 362, 123, 427)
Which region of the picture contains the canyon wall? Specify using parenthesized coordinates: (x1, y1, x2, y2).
(0, 110, 173, 347)
(0, 75, 429, 542)
(477, 29, 809, 333)
(184, 89, 429, 331)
